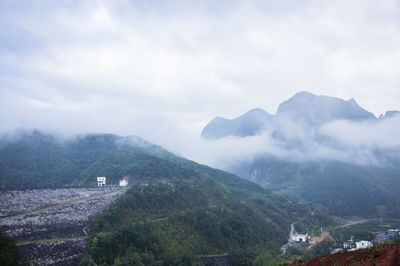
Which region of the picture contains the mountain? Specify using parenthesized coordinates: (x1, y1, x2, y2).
(380, 110, 400, 119)
(201, 91, 377, 140)
(276, 91, 375, 125)
(0, 130, 333, 265)
(0, 130, 170, 189)
(200, 92, 400, 219)
(233, 157, 400, 218)
(86, 161, 328, 265)
(201, 108, 272, 139)
(82, 147, 333, 265)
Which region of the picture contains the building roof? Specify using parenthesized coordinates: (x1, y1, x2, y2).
(295, 232, 308, 236)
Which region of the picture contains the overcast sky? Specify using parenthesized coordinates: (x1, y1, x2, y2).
(1, 0, 400, 149)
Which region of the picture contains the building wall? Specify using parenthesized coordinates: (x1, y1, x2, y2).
(97, 177, 106, 186)
(292, 234, 309, 242)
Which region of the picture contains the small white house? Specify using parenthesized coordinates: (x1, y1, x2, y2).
(292, 232, 310, 243)
(343, 241, 356, 249)
(97, 177, 106, 186)
(119, 176, 129, 187)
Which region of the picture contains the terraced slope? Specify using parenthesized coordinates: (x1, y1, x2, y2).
(0, 187, 125, 265)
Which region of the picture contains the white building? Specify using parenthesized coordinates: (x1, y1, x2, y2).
(119, 176, 129, 187)
(355, 241, 373, 250)
(119, 179, 128, 186)
(292, 232, 310, 243)
(97, 177, 106, 186)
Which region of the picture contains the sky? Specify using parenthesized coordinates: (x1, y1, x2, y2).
(1, 0, 400, 159)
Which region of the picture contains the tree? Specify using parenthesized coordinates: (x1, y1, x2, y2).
(353, 230, 374, 241)
(0, 229, 24, 266)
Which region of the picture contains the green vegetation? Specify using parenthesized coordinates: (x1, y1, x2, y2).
(0, 229, 26, 266)
(332, 219, 400, 243)
(85, 152, 332, 265)
(0, 130, 174, 189)
(0, 130, 336, 265)
(303, 240, 335, 261)
(16, 236, 89, 246)
(248, 157, 400, 218)
(353, 230, 375, 241)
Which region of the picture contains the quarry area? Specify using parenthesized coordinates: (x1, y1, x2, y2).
(0, 186, 126, 265)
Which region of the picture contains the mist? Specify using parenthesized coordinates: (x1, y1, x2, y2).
(1, 1, 400, 174)
(159, 113, 400, 172)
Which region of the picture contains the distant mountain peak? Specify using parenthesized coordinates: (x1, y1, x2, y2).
(201, 108, 272, 139)
(348, 97, 356, 103)
(293, 90, 315, 97)
(277, 92, 375, 124)
(243, 108, 270, 116)
(380, 110, 400, 119)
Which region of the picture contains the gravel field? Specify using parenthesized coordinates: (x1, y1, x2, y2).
(0, 186, 120, 218)
(17, 238, 87, 266)
(0, 186, 126, 265)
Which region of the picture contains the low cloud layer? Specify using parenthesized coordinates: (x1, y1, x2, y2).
(165, 114, 400, 170)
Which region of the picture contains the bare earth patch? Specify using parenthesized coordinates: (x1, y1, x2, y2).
(307, 231, 333, 249)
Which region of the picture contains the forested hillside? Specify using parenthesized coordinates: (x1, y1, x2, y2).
(0, 130, 334, 265)
(86, 156, 332, 265)
(0, 130, 172, 189)
(234, 157, 400, 218)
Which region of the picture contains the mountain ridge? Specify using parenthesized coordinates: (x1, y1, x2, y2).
(201, 91, 388, 139)
(201, 108, 272, 139)
(198, 91, 400, 219)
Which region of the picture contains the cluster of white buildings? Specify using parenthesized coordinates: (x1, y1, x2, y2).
(342, 228, 400, 251)
(343, 240, 373, 251)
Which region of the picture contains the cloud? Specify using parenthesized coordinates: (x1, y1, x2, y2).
(320, 115, 400, 149)
(166, 114, 400, 171)
(0, 0, 400, 162)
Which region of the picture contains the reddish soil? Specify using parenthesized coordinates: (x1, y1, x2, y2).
(291, 242, 400, 266)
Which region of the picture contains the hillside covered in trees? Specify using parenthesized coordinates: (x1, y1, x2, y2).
(235, 157, 400, 218)
(0, 130, 181, 189)
(0, 130, 333, 265)
(85, 155, 332, 265)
